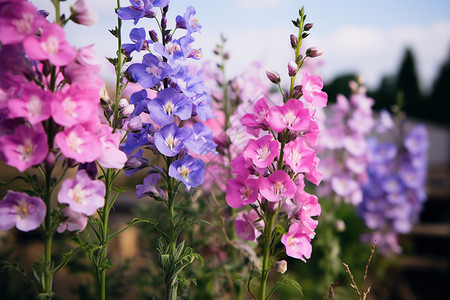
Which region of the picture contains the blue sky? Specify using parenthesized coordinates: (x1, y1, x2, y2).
(31, 0, 450, 90)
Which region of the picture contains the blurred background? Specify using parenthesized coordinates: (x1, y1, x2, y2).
(1, 0, 449, 299)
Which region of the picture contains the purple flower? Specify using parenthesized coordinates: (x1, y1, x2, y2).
(58, 170, 105, 215)
(175, 6, 201, 33)
(404, 124, 428, 155)
(184, 122, 217, 155)
(122, 27, 149, 56)
(117, 0, 168, 25)
(168, 155, 205, 190)
(170, 65, 204, 97)
(154, 123, 192, 157)
(124, 149, 150, 176)
(129, 89, 150, 117)
(148, 87, 192, 126)
(136, 171, 164, 199)
(128, 53, 173, 88)
(0, 191, 46, 232)
(121, 123, 156, 155)
(154, 34, 195, 63)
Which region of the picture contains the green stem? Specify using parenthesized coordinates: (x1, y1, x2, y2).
(42, 164, 54, 299)
(112, 0, 123, 132)
(99, 169, 112, 300)
(259, 213, 275, 300)
(289, 8, 305, 99)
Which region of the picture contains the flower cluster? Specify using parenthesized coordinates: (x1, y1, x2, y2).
(358, 119, 429, 256)
(317, 81, 375, 205)
(117, 1, 216, 191)
(227, 85, 325, 261)
(0, 0, 124, 232)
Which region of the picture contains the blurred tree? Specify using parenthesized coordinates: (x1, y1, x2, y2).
(323, 73, 358, 103)
(396, 48, 425, 117)
(429, 47, 450, 125)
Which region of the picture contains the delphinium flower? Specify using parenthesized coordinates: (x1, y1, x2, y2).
(116, 2, 215, 298)
(225, 8, 326, 299)
(0, 0, 127, 298)
(317, 80, 375, 205)
(358, 115, 429, 256)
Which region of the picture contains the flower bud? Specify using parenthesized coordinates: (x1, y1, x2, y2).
(292, 85, 303, 99)
(70, 0, 98, 26)
(266, 69, 281, 84)
(276, 260, 287, 274)
(122, 104, 135, 117)
(161, 16, 167, 29)
(149, 30, 158, 43)
(288, 61, 298, 77)
(304, 23, 314, 31)
(39, 10, 49, 18)
(118, 98, 129, 109)
(306, 47, 324, 58)
(128, 116, 142, 131)
(78, 162, 98, 180)
(302, 32, 309, 39)
(290, 34, 298, 48)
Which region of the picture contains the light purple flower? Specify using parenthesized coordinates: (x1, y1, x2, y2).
(128, 53, 173, 89)
(57, 207, 88, 233)
(148, 87, 192, 126)
(136, 171, 164, 199)
(176, 6, 201, 33)
(154, 123, 192, 157)
(168, 155, 205, 190)
(58, 170, 105, 215)
(0, 191, 46, 232)
(184, 122, 217, 155)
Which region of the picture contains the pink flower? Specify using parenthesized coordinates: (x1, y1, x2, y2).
(96, 124, 127, 169)
(0, 1, 45, 45)
(267, 99, 310, 133)
(301, 72, 327, 108)
(54, 123, 102, 163)
(226, 174, 259, 208)
(8, 84, 52, 124)
(242, 135, 279, 168)
(70, 0, 98, 26)
(57, 206, 88, 233)
(0, 191, 46, 232)
(305, 157, 323, 186)
(284, 138, 315, 174)
(234, 210, 264, 242)
(51, 85, 99, 127)
(0, 125, 48, 172)
(294, 193, 321, 236)
(58, 170, 105, 215)
(241, 96, 270, 137)
(281, 222, 312, 261)
(259, 170, 296, 203)
(23, 22, 77, 66)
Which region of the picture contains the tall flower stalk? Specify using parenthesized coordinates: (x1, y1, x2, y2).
(225, 7, 327, 300)
(116, 1, 215, 298)
(0, 0, 124, 299)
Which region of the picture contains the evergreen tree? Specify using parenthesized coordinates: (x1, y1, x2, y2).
(396, 48, 424, 117)
(429, 48, 450, 125)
